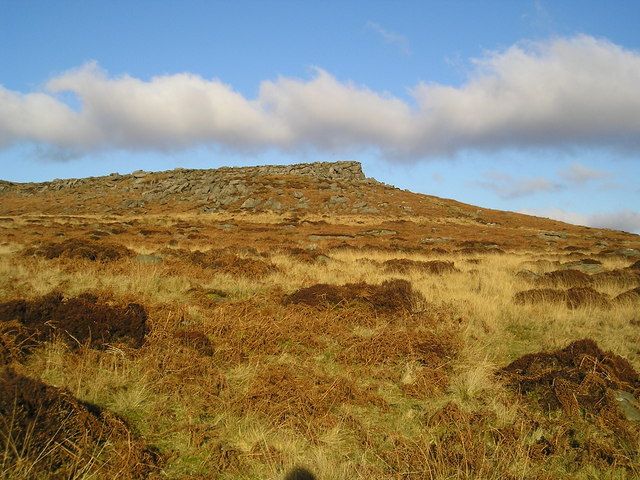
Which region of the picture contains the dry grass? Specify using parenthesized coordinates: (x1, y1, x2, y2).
(0, 211, 639, 479)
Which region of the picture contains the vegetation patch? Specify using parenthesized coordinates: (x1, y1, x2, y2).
(0, 292, 149, 350)
(538, 269, 593, 288)
(615, 286, 640, 304)
(382, 258, 458, 274)
(514, 287, 610, 309)
(593, 269, 640, 287)
(174, 329, 214, 357)
(0, 370, 161, 479)
(185, 249, 278, 278)
(239, 362, 386, 434)
(499, 338, 639, 418)
(283, 279, 424, 313)
(23, 238, 133, 262)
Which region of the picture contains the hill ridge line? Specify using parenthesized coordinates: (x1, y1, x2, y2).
(0, 160, 367, 188)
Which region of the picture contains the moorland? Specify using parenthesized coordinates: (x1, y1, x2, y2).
(1, 161, 639, 479)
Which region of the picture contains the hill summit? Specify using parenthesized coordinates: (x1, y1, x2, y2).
(0, 160, 638, 253)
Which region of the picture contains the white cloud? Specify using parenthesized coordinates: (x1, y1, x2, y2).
(559, 163, 610, 184)
(365, 21, 411, 56)
(478, 172, 563, 199)
(522, 207, 640, 234)
(2, 35, 640, 159)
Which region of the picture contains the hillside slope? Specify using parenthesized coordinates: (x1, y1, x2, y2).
(1, 161, 638, 254)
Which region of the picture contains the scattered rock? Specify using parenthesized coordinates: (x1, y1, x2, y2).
(308, 234, 354, 242)
(328, 195, 348, 205)
(560, 258, 604, 274)
(263, 197, 283, 211)
(360, 229, 397, 237)
(538, 231, 568, 241)
(240, 197, 261, 209)
(135, 254, 163, 265)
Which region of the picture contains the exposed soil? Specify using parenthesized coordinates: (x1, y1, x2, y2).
(538, 269, 593, 287)
(186, 249, 278, 278)
(499, 339, 640, 419)
(0, 370, 160, 478)
(282, 279, 424, 313)
(0, 292, 149, 350)
(23, 238, 133, 262)
(514, 287, 610, 309)
(382, 259, 458, 275)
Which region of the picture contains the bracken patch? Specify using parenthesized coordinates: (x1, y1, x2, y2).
(614, 287, 640, 304)
(282, 279, 423, 313)
(174, 329, 214, 357)
(186, 249, 278, 278)
(238, 363, 386, 434)
(593, 269, 640, 288)
(382, 258, 458, 275)
(0, 370, 160, 479)
(337, 326, 460, 368)
(23, 238, 133, 262)
(0, 292, 149, 350)
(565, 287, 611, 309)
(513, 287, 610, 309)
(513, 288, 567, 306)
(497, 340, 640, 471)
(538, 269, 593, 288)
(498, 339, 640, 417)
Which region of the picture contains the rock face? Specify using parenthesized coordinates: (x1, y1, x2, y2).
(0, 161, 374, 215)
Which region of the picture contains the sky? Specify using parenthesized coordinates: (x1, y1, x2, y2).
(1, 0, 640, 233)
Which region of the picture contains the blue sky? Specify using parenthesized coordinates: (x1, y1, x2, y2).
(1, 0, 639, 232)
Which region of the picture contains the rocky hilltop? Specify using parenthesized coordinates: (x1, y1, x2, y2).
(1, 159, 639, 256)
(0, 161, 387, 215)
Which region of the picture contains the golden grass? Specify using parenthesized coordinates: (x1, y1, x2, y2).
(1, 212, 639, 479)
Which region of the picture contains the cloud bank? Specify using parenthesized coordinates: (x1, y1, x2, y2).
(365, 21, 411, 56)
(2, 35, 640, 160)
(559, 163, 611, 184)
(477, 172, 563, 199)
(523, 208, 640, 234)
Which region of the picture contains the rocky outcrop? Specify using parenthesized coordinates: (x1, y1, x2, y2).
(0, 161, 380, 215)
